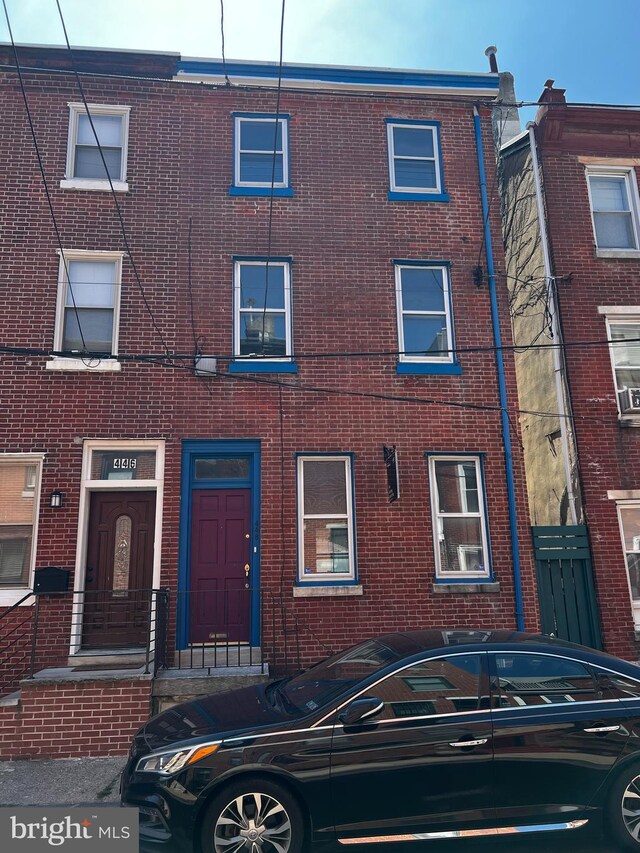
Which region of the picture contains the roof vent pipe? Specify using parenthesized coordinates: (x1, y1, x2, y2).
(485, 45, 498, 73)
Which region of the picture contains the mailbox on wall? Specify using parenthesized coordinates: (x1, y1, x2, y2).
(33, 567, 70, 594)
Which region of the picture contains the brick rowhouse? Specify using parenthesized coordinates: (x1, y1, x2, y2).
(0, 44, 536, 756)
(501, 82, 640, 660)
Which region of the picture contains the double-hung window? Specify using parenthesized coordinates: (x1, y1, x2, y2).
(0, 456, 42, 592)
(617, 504, 640, 628)
(586, 168, 640, 254)
(428, 455, 491, 581)
(297, 455, 356, 583)
(394, 262, 458, 374)
(231, 259, 295, 372)
(48, 251, 123, 369)
(61, 104, 130, 191)
(386, 120, 448, 201)
(231, 114, 292, 196)
(605, 317, 640, 414)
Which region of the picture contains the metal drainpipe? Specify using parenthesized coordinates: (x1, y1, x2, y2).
(473, 105, 525, 631)
(527, 122, 578, 525)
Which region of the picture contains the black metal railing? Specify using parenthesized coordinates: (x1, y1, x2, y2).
(169, 588, 301, 676)
(0, 587, 169, 696)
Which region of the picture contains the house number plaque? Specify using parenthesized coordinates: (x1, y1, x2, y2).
(113, 458, 137, 470)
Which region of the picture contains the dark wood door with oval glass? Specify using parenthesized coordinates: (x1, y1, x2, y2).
(83, 491, 156, 648)
(190, 489, 251, 644)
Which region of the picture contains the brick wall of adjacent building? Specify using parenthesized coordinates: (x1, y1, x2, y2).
(0, 677, 152, 759)
(0, 46, 538, 688)
(512, 100, 640, 659)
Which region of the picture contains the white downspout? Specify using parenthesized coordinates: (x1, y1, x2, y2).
(527, 121, 578, 525)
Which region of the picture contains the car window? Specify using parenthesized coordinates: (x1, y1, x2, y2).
(282, 638, 404, 713)
(360, 654, 484, 720)
(594, 667, 640, 699)
(493, 653, 598, 707)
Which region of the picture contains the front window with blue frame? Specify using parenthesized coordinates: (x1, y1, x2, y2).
(232, 259, 295, 371)
(297, 455, 356, 583)
(231, 114, 292, 196)
(395, 262, 457, 372)
(386, 120, 448, 201)
(428, 455, 491, 581)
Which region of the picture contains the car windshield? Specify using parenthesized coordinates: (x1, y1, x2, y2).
(281, 638, 403, 714)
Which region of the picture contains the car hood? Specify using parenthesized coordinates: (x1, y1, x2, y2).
(139, 683, 290, 753)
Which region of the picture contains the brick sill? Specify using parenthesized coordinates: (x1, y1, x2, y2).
(293, 585, 363, 598)
(433, 582, 500, 594)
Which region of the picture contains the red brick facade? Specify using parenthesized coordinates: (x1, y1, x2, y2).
(0, 44, 537, 730)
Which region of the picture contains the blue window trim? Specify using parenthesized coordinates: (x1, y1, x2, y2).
(385, 118, 448, 202)
(229, 361, 298, 374)
(393, 260, 460, 372)
(396, 363, 462, 376)
(232, 113, 292, 193)
(178, 440, 262, 649)
(229, 186, 295, 198)
(294, 451, 358, 586)
(232, 257, 295, 369)
(424, 451, 494, 583)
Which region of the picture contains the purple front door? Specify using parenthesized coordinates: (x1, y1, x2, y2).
(189, 489, 252, 644)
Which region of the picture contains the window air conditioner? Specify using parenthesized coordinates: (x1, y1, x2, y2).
(620, 387, 640, 412)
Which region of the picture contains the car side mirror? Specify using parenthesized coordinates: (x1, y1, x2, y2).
(338, 697, 384, 726)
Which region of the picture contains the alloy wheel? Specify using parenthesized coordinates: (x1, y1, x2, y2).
(213, 792, 293, 853)
(622, 773, 640, 842)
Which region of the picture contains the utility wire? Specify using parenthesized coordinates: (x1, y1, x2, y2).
(1, 0, 87, 352)
(260, 0, 286, 357)
(54, 0, 173, 360)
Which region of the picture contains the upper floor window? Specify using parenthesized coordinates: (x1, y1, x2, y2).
(231, 114, 292, 197)
(0, 457, 42, 589)
(394, 262, 459, 375)
(297, 455, 356, 584)
(428, 455, 491, 581)
(617, 503, 640, 628)
(386, 120, 448, 201)
(231, 259, 295, 373)
(61, 104, 130, 192)
(48, 251, 123, 370)
(586, 168, 640, 254)
(606, 318, 640, 414)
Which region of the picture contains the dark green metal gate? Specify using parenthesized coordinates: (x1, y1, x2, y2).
(533, 525, 602, 650)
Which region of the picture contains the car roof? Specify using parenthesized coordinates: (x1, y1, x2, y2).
(374, 629, 636, 670)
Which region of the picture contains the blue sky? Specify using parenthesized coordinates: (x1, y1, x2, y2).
(3, 0, 638, 108)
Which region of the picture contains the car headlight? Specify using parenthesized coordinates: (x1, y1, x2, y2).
(136, 742, 220, 774)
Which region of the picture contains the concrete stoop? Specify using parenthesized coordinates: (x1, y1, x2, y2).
(152, 667, 270, 713)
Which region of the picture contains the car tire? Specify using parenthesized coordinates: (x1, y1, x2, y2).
(607, 762, 640, 850)
(200, 777, 305, 853)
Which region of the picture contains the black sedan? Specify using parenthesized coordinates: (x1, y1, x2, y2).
(121, 630, 640, 852)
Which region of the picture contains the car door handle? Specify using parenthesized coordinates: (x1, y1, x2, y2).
(449, 738, 489, 748)
(583, 725, 621, 734)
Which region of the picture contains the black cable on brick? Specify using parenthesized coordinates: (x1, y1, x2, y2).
(1, 0, 87, 353)
(54, 0, 173, 360)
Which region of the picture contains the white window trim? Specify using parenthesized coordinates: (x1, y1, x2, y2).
(616, 501, 640, 629)
(395, 264, 453, 363)
(61, 102, 130, 192)
(603, 314, 640, 418)
(297, 455, 356, 584)
(428, 456, 490, 581)
(47, 249, 124, 372)
(233, 260, 293, 361)
(234, 116, 289, 189)
(387, 122, 442, 194)
(0, 453, 44, 606)
(70, 439, 165, 656)
(585, 166, 640, 256)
